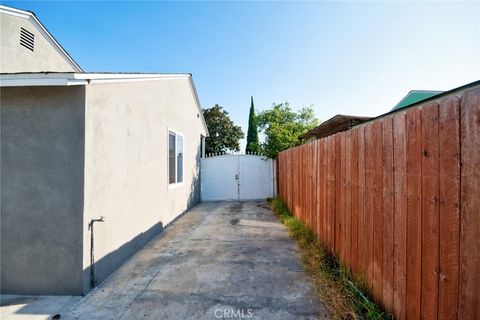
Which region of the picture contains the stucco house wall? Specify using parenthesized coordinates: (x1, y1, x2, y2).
(1, 4, 207, 296)
(0, 86, 86, 295)
(82, 78, 206, 290)
(0, 75, 207, 295)
(0, 6, 81, 73)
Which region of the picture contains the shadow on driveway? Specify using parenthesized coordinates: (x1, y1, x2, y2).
(62, 201, 328, 319)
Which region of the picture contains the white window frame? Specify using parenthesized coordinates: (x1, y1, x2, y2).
(168, 128, 184, 189)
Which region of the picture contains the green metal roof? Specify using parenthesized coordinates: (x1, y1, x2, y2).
(391, 90, 443, 111)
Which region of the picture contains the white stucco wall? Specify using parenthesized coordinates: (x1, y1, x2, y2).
(82, 78, 207, 289)
(0, 12, 77, 73)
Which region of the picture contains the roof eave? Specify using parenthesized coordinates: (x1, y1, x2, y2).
(0, 72, 193, 85)
(301, 114, 373, 139)
(187, 75, 210, 137)
(0, 72, 211, 137)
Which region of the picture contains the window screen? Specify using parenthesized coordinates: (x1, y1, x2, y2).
(176, 135, 183, 183)
(168, 132, 176, 184)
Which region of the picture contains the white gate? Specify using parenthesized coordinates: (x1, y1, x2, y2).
(201, 154, 274, 201)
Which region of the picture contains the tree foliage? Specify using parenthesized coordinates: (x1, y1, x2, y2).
(203, 104, 244, 154)
(245, 96, 260, 153)
(257, 102, 319, 158)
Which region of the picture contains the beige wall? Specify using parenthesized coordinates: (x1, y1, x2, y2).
(83, 78, 207, 288)
(0, 77, 205, 294)
(0, 12, 76, 73)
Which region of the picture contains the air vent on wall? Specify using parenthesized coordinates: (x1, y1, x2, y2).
(20, 27, 34, 52)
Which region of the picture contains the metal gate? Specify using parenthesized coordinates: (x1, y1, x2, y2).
(201, 154, 275, 201)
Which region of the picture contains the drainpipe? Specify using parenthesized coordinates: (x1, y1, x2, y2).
(88, 216, 105, 289)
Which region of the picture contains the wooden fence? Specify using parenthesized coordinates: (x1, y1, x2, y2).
(277, 85, 479, 320)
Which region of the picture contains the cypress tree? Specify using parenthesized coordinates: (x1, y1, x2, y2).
(246, 96, 260, 154)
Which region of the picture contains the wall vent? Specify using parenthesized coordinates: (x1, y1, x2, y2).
(20, 27, 35, 52)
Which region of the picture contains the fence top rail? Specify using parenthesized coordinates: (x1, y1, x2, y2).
(204, 151, 270, 158)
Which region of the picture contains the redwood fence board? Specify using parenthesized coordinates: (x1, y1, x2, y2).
(276, 86, 479, 319)
(312, 142, 318, 237)
(340, 133, 347, 263)
(420, 102, 440, 320)
(335, 134, 342, 256)
(322, 139, 328, 245)
(364, 124, 375, 289)
(345, 130, 352, 269)
(438, 97, 460, 320)
(405, 108, 422, 320)
(382, 117, 394, 313)
(372, 120, 384, 302)
(393, 111, 407, 320)
(317, 140, 324, 242)
(357, 126, 368, 279)
(350, 128, 359, 274)
(458, 88, 480, 319)
(327, 136, 335, 249)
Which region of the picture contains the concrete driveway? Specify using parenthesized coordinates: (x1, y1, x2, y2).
(60, 202, 327, 319)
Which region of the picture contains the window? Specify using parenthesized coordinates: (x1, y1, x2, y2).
(168, 130, 184, 185)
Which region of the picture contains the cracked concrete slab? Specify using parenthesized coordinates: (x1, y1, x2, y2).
(0, 295, 81, 320)
(59, 201, 329, 319)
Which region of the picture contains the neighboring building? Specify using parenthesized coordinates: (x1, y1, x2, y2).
(301, 90, 443, 141)
(0, 5, 82, 73)
(300, 114, 372, 140)
(1, 5, 208, 295)
(390, 90, 443, 111)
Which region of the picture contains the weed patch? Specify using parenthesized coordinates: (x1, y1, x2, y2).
(268, 197, 392, 320)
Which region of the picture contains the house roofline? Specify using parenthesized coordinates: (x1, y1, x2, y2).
(187, 75, 210, 136)
(0, 5, 83, 72)
(0, 72, 210, 136)
(393, 89, 444, 110)
(0, 72, 193, 84)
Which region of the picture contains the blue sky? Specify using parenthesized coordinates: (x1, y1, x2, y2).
(3, 1, 479, 148)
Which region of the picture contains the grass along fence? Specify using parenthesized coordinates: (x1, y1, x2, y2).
(269, 197, 390, 319)
(277, 84, 479, 320)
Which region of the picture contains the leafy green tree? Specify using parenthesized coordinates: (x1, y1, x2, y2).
(245, 96, 260, 154)
(203, 104, 244, 154)
(257, 102, 319, 158)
